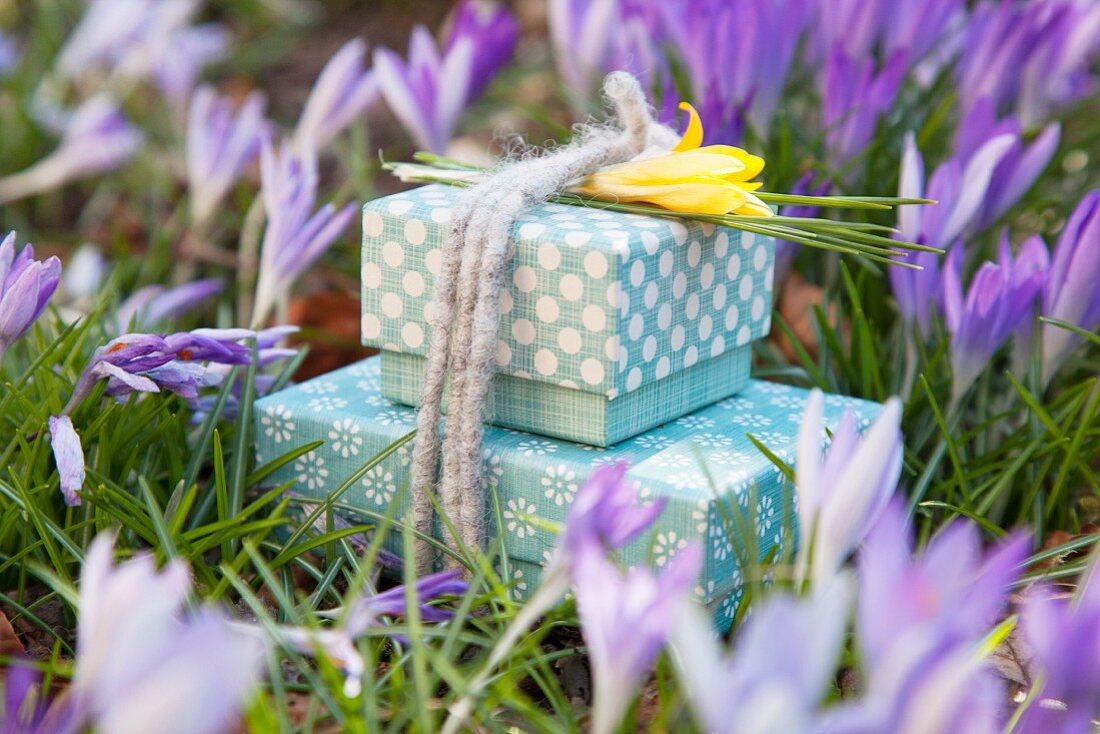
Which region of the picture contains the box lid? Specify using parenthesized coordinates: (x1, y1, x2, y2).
(361, 184, 775, 400)
(255, 357, 881, 602)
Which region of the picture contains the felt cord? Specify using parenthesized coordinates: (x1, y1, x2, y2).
(407, 72, 674, 571)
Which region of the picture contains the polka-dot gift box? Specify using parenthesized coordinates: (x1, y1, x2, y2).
(253, 356, 882, 627)
(361, 184, 775, 446)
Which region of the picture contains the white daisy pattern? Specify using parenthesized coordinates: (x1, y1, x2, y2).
(517, 438, 556, 457)
(731, 413, 773, 429)
(692, 498, 709, 533)
(361, 466, 397, 507)
(307, 396, 348, 412)
(768, 394, 803, 410)
(294, 450, 328, 491)
(634, 433, 675, 451)
(376, 407, 413, 426)
(709, 522, 733, 562)
(261, 404, 295, 444)
(757, 493, 776, 539)
(541, 464, 578, 506)
(480, 449, 504, 491)
(328, 418, 363, 458)
(653, 530, 689, 567)
(503, 498, 537, 539)
(509, 568, 528, 601)
(676, 415, 716, 430)
(300, 380, 339, 395)
(693, 432, 734, 448)
(652, 452, 694, 470)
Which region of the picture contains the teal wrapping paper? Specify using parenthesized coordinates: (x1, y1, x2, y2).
(361, 184, 774, 444)
(254, 356, 882, 629)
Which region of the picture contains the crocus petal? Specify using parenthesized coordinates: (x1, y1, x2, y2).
(48, 415, 85, 506)
(673, 102, 704, 151)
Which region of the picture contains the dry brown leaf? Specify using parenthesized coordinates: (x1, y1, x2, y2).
(288, 291, 374, 380)
(0, 610, 25, 658)
(774, 272, 847, 362)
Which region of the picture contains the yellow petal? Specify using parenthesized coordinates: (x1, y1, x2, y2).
(693, 146, 766, 180)
(584, 152, 748, 184)
(571, 179, 750, 215)
(731, 191, 774, 217)
(673, 102, 703, 152)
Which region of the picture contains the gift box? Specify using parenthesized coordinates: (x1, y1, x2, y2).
(361, 184, 775, 446)
(254, 356, 881, 630)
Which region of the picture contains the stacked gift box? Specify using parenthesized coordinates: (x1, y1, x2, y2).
(255, 184, 883, 631)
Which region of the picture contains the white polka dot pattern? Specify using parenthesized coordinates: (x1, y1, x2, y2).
(361, 185, 774, 398)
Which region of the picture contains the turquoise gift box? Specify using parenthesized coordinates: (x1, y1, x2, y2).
(254, 356, 881, 631)
(361, 184, 775, 446)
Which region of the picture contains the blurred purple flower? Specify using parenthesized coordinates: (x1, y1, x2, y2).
(820, 501, 1026, 733)
(943, 233, 1048, 398)
(292, 39, 378, 153)
(273, 569, 467, 697)
(811, 0, 884, 62)
(1019, 558, 1100, 734)
(252, 142, 356, 325)
(561, 461, 665, 561)
(548, 0, 621, 104)
(671, 579, 852, 733)
(189, 325, 299, 422)
(955, 1, 1043, 120)
(0, 95, 141, 204)
(56, 0, 227, 105)
(888, 132, 1014, 335)
(0, 31, 20, 76)
(776, 173, 830, 283)
(153, 24, 230, 112)
(1, 659, 79, 734)
(374, 0, 517, 153)
(881, 0, 964, 64)
(116, 278, 222, 331)
(186, 86, 268, 229)
(48, 415, 85, 506)
(72, 534, 263, 734)
(0, 232, 62, 361)
(445, 0, 519, 100)
(856, 500, 1028, 674)
(59, 244, 108, 309)
(575, 542, 701, 734)
(954, 99, 1061, 231)
(794, 389, 903, 587)
(1017, 1, 1100, 127)
(821, 47, 906, 168)
(1037, 190, 1100, 382)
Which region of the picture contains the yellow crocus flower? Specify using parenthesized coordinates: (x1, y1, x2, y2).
(570, 102, 773, 217)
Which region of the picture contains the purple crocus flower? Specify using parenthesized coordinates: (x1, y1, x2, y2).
(1, 658, 79, 734)
(671, 579, 852, 734)
(794, 389, 903, 588)
(856, 500, 1028, 674)
(811, 0, 884, 62)
(1018, 558, 1100, 734)
(186, 86, 268, 229)
(0, 95, 141, 204)
(954, 99, 1061, 231)
(954, 1, 1043, 120)
(292, 39, 378, 153)
(560, 461, 665, 560)
(1037, 190, 1100, 382)
(943, 233, 1048, 399)
(252, 142, 356, 325)
(821, 47, 906, 169)
(575, 542, 701, 734)
(445, 0, 519, 100)
(1016, 0, 1100, 127)
(888, 132, 1015, 335)
(548, 0, 621, 104)
(116, 278, 222, 331)
(153, 23, 230, 112)
(272, 569, 467, 697)
(819, 500, 1026, 734)
(880, 0, 963, 64)
(0, 232, 62, 362)
(72, 534, 263, 734)
(374, 0, 518, 153)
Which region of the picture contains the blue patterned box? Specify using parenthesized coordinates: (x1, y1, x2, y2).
(361, 184, 775, 446)
(254, 357, 881, 625)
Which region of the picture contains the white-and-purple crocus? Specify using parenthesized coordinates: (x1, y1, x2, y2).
(0, 95, 141, 204)
(186, 85, 268, 230)
(943, 232, 1049, 400)
(794, 389, 903, 588)
(252, 142, 356, 326)
(0, 232, 62, 362)
(292, 38, 378, 153)
(374, 0, 517, 153)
